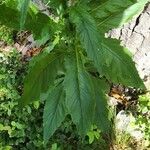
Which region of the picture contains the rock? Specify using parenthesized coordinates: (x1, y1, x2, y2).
(116, 110, 131, 131)
(116, 110, 144, 141)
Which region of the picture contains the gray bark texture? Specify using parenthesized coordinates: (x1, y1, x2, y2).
(107, 3, 150, 90)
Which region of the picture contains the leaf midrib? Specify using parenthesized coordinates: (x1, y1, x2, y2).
(75, 50, 84, 129)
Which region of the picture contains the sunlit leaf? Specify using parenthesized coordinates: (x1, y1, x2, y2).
(92, 0, 149, 34)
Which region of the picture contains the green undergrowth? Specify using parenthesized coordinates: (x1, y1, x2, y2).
(113, 92, 150, 150)
(135, 93, 150, 148)
(0, 49, 44, 149)
(0, 24, 13, 45)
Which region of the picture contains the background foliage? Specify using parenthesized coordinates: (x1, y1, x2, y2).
(0, 47, 43, 149)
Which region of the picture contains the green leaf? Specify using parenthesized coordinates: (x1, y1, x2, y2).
(70, 6, 144, 88)
(19, 0, 30, 29)
(43, 82, 66, 143)
(64, 51, 95, 135)
(98, 38, 145, 88)
(87, 131, 95, 144)
(21, 51, 65, 106)
(70, 5, 102, 74)
(0, 3, 56, 41)
(91, 77, 111, 133)
(2, 0, 18, 8)
(92, 0, 149, 34)
(0, 3, 20, 29)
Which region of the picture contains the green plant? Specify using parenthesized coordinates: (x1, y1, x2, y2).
(0, 0, 148, 145)
(0, 49, 103, 149)
(136, 93, 150, 148)
(113, 131, 137, 150)
(0, 24, 13, 44)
